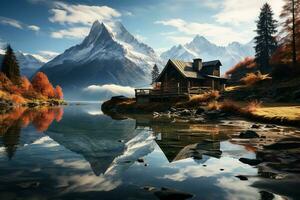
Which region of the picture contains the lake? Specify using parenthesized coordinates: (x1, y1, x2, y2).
(0, 103, 299, 200)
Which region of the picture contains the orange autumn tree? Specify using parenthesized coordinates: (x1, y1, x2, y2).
(55, 85, 63, 99)
(31, 72, 63, 99)
(20, 76, 32, 91)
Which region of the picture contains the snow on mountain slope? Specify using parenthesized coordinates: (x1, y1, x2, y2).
(39, 20, 162, 93)
(0, 48, 46, 78)
(161, 35, 255, 74)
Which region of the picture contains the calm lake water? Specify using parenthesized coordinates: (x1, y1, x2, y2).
(0, 103, 299, 200)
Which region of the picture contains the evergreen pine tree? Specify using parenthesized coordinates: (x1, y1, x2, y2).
(151, 64, 160, 83)
(1, 45, 20, 83)
(254, 3, 278, 73)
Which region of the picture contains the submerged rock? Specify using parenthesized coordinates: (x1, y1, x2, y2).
(235, 175, 248, 181)
(239, 157, 262, 166)
(259, 191, 275, 200)
(154, 187, 193, 200)
(239, 130, 260, 139)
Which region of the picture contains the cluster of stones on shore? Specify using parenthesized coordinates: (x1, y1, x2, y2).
(152, 107, 227, 123)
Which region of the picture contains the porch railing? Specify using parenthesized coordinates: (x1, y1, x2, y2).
(135, 87, 212, 97)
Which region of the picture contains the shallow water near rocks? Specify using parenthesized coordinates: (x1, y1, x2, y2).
(0, 103, 299, 200)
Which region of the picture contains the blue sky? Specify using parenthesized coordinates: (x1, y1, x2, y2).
(0, 0, 284, 57)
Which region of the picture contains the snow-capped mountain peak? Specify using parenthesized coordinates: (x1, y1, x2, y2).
(190, 35, 212, 45)
(38, 20, 162, 96)
(81, 21, 108, 46)
(161, 35, 255, 74)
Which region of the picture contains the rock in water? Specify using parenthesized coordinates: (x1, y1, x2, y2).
(251, 124, 261, 129)
(239, 130, 259, 139)
(154, 187, 193, 200)
(259, 191, 275, 200)
(235, 175, 248, 181)
(239, 158, 262, 166)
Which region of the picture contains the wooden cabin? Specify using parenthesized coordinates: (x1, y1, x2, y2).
(135, 58, 227, 103)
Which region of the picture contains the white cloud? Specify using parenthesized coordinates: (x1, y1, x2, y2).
(27, 54, 48, 63)
(28, 25, 40, 31)
(51, 27, 90, 39)
(49, 2, 121, 25)
(29, 50, 60, 63)
(215, 0, 284, 25)
(0, 16, 41, 33)
(155, 18, 250, 45)
(0, 17, 23, 29)
(83, 84, 135, 97)
(39, 50, 60, 57)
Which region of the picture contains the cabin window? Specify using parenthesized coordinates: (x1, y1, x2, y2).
(213, 69, 219, 76)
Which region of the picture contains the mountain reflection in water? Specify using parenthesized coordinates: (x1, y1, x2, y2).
(0, 104, 297, 200)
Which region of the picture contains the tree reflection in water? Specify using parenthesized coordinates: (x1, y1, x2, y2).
(0, 107, 64, 159)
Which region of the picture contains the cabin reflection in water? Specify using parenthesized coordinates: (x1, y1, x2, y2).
(135, 116, 223, 163)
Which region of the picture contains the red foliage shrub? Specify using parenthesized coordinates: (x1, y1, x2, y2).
(31, 72, 56, 98)
(189, 90, 220, 103)
(225, 57, 257, 77)
(240, 72, 266, 86)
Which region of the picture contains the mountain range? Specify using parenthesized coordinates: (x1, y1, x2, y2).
(0, 48, 46, 77)
(161, 36, 254, 74)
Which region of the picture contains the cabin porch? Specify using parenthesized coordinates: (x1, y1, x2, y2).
(135, 87, 211, 103)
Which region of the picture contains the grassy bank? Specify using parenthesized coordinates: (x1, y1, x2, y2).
(251, 106, 300, 125)
(102, 94, 300, 127)
(217, 101, 300, 127)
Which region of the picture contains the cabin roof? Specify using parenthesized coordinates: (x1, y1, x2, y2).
(170, 59, 222, 79)
(170, 60, 204, 79)
(156, 59, 223, 82)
